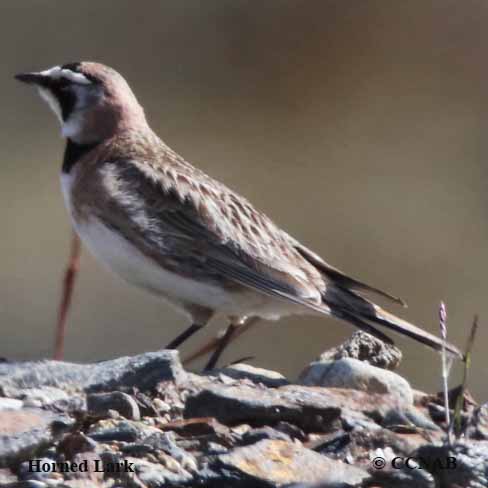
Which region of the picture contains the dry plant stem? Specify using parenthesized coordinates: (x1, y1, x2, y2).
(182, 317, 261, 366)
(54, 231, 81, 360)
(439, 302, 451, 444)
(450, 315, 478, 439)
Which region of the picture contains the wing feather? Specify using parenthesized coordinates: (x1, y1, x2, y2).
(96, 159, 325, 309)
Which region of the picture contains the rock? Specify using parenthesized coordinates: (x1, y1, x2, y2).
(55, 481, 107, 488)
(309, 424, 437, 464)
(131, 456, 193, 486)
(415, 442, 488, 487)
(87, 391, 140, 420)
(368, 465, 435, 488)
(58, 433, 98, 460)
(0, 409, 74, 468)
(466, 404, 488, 440)
(0, 398, 23, 411)
(0, 350, 185, 397)
(383, 404, 440, 431)
(239, 426, 292, 446)
(316, 331, 403, 370)
(215, 363, 289, 388)
(299, 358, 413, 406)
(152, 398, 171, 414)
(185, 383, 341, 432)
(159, 416, 231, 439)
(210, 439, 369, 487)
(0, 467, 17, 484)
(19, 387, 70, 408)
(185, 382, 406, 432)
(5, 481, 50, 487)
(143, 432, 197, 472)
(88, 419, 150, 443)
(17, 457, 65, 483)
(1, 344, 485, 488)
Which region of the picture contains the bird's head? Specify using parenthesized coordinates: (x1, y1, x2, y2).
(15, 62, 147, 145)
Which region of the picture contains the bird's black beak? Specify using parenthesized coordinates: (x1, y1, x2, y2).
(14, 72, 50, 86)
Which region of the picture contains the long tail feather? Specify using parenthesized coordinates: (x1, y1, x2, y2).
(323, 286, 463, 360)
(370, 305, 463, 359)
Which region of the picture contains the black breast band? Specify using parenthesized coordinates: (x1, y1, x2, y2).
(62, 139, 99, 173)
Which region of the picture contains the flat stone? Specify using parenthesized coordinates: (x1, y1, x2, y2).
(216, 363, 289, 388)
(19, 387, 70, 408)
(212, 439, 369, 486)
(185, 383, 341, 431)
(159, 416, 231, 438)
(87, 419, 153, 443)
(299, 358, 413, 406)
(0, 409, 74, 468)
(185, 382, 400, 432)
(0, 350, 185, 397)
(317, 331, 403, 370)
(239, 426, 291, 446)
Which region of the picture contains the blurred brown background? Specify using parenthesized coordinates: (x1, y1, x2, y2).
(1, 1, 487, 397)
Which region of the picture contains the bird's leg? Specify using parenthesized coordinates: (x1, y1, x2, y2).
(203, 322, 239, 371)
(54, 231, 81, 360)
(183, 317, 260, 366)
(165, 323, 203, 350)
(203, 316, 261, 371)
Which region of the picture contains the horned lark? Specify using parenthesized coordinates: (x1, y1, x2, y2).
(15, 62, 462, 365)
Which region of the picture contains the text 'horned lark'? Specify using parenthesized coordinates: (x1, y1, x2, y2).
(15, 62, 462, 366)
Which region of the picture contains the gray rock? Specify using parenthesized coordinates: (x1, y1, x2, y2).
(415, 441, 488, 488)
(368, 466, 435, 488)
(88, 420, 149, 443)
(3, 482, 49, 488)
(0, 409, 74, 468)
(185, 383, 342, 432)
(0, 350, 185, 397)
(317, 331, 402, 370)
(211, 439, 369, 487)
(383, 404, 440, 431)
(185, 382, 405, 432)
(132, 457, 193, 486)
(19, 387, 70, 408)
(466, 404, 488, 440)
(216, 363, 289, 388)
(87, 392, 140, 420)
(299, 358, 413, 406)
(143, 432, 197, 472)
(239, 426, 291, 446)
(18, 457, 64, 483)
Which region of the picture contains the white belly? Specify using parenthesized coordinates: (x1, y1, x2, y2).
(60, 172, 304, 321)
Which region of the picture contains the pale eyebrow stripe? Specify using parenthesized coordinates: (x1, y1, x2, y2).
(39, 65, 91, 85)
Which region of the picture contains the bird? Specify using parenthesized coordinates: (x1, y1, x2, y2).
(15, 62, 462, 367)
